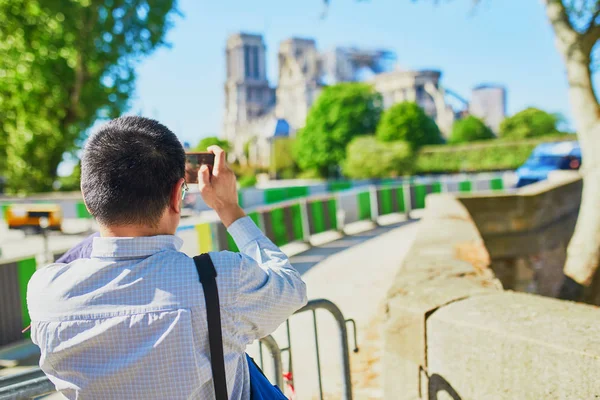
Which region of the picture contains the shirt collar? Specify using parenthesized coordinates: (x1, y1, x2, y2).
(90, 235, 184, 259)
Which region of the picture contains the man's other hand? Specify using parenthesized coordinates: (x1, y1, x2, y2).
(199, 145, 246, 227)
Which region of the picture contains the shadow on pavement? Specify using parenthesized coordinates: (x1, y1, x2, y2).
(428, 373, 463, 400)
(290, 219, 417, 276)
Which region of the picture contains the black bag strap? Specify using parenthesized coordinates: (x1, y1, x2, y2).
(193, 254, 229, 400)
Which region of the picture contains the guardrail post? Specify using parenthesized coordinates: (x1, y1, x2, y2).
(259, 335, 284, 390)
(441, 179, 449, 195)
(255, 208, 266, 232)
(299, 199, 312, 244)
(334, 193, 346, 232)
(403, 183, 413, 220)
(369, 186, 379, 226)
(334, 195, 345, 235)
(312, 310, 324, 399)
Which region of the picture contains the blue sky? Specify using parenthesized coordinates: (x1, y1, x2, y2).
(128, 0, 576, 146)
(65, 0, 582, 174)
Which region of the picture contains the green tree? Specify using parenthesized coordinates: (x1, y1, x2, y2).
(238, 174, 257, 188)
(323, 0, 600, 301)
(0, 0, 179, 193)
(193, 136, 231, 152)
(295, 83, 382, 177)
(344, 137, 413, 179)
(449, 116, 495, 144)
(500, 107, 562, 139)
(376, 102, 443, 149)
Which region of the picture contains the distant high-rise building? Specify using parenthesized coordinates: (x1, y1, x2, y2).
(469, 85, 507, 134)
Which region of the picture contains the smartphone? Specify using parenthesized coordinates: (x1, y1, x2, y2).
(185, 152, 215, 184)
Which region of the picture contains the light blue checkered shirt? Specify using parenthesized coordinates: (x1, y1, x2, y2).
(27, 217, 307, 400)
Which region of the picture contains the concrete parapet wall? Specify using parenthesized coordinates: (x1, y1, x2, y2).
(383, 194, 502, 399)
(427, 292, 600, 399)
(457, 172, 581, 259)
(384, 187, 600, 399)
(457, 172, 582, 296)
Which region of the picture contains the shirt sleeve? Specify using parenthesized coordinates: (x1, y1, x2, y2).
(227, 216, 307, 341)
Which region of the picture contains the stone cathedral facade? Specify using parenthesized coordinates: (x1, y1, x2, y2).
(222, 32, 505, 167)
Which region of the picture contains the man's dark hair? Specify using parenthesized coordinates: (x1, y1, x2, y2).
(81, 116, 185, 226)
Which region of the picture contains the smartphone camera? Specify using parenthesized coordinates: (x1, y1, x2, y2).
(185, 152, 215, 191)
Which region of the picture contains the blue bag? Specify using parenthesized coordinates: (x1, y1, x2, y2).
(246, 354, 288, 399)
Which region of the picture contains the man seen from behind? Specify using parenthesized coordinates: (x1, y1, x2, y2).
(27, 116, 307, 399)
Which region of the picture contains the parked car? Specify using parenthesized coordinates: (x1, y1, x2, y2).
(516, 141, 581, 188)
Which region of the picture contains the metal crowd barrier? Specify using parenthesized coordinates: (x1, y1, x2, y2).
(0, 368, 54, 400)
(254, 299, 359, 400)
(256, 334, 284, 389)
(291, 299, 359, 400)
(0, 257, 36, 348)
(177, 173, 509, 257)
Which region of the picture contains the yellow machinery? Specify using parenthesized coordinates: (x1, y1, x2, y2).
(5, 204, 62, 233)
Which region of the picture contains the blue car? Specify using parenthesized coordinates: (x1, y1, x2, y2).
(516, 141, 581, 188)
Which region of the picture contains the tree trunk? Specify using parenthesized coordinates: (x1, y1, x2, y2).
(562, 53, 600, 288)
(549, 10, 600, 290)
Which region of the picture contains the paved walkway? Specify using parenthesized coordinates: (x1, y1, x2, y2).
(248, 217, 419, 399)
(5, 217, 420, 399)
